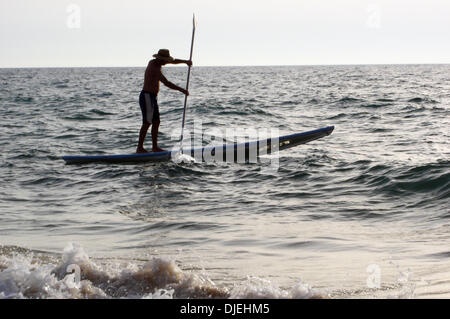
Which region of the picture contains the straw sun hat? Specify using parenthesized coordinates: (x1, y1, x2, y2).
(153, 49, 175, 62)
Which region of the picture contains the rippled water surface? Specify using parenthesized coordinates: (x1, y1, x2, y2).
(0, 65, 449, 298)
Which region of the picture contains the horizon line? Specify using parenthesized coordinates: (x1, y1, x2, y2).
(1, 62, 449, 69)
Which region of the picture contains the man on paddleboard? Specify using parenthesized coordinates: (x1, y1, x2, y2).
(137, 49, 192, 153)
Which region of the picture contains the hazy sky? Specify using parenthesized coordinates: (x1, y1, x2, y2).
(1, 0, 449, 67)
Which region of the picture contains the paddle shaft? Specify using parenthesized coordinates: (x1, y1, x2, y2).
(180, 15, 196, 151)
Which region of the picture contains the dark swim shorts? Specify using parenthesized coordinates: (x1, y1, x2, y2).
(139, 90, 160, 124)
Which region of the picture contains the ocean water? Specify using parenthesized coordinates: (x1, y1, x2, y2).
(0, 65, 449, 299)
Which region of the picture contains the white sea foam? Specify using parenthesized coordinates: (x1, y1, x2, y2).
(229, 276, 325, 299)
(171, 150, 196, 164)
(0, 243, 228, 299)
(0, 243, 328, 299)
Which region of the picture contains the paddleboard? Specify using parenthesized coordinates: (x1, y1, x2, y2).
(62, 126, 334, 164)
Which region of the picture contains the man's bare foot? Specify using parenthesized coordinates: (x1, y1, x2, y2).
(136, 148, 149, 153)
(152, 146, 166, 153)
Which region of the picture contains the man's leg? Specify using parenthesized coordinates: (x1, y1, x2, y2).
(151, 120, 165, 152)
(137, 122, 151, 153)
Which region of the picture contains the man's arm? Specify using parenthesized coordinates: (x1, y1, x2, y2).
(160, 73, 189, 95)
(169, 59, 192, 67)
